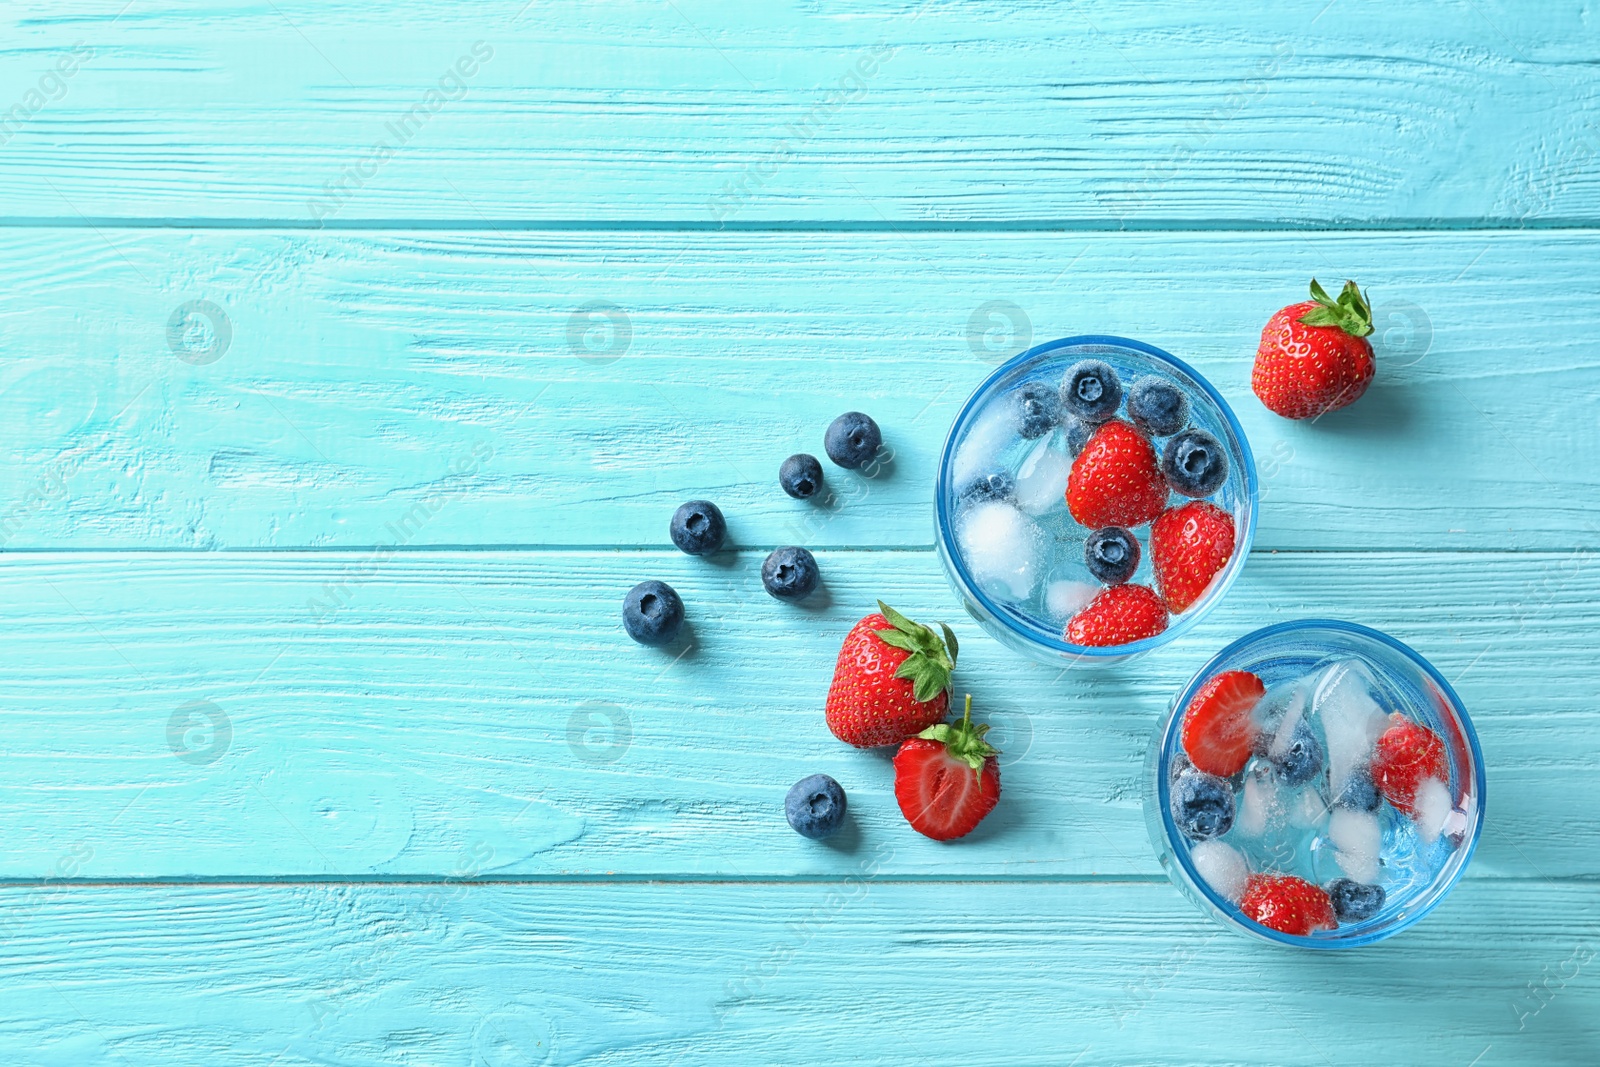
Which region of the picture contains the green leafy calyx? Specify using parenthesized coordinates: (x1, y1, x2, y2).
(1297, 278, 1374, 338)
(873, 599, 958, 704)
(916, 694, 998, 774)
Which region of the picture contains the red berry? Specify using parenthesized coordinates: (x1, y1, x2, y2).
(893, 695, 1001, 841)
(1238, 874, 1337, 936)
(1252, 279, 1376, 420)
(1066, 420, 1168, 529)
(1371, 714, 1448, 815)
(1065, 584, 1168, 647)
(826, 602, 957, 748)
(1151, 501, 1236, 614)
(1180, 669, 1264, 777)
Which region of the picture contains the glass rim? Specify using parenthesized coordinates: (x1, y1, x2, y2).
(935, 334, 1259, 659)
(1156, 618, 1488, 948)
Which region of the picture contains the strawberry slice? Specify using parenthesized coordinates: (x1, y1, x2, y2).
(1151, 501, 1236, 614)
(1064, 583, 1168, 647)
(1370, 714, 1448, 816)
(893, 695, 1001, 841)
(1180, 669, 1264, 777)
(1238, 874, 1337, 935)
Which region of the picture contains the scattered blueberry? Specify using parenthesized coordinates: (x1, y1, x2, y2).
(785, 773, 848, 839)
(622, 580, 685, 645)
(1327, 878, 1386, 923)
(1161, 428, 1229, 498)
(1268, 719, 1325, 786)
(824, 412, 882, 470)
(959, 468, 1015, 504)
(669, 500, 727, 555)
(1063, 414, 1095, 456)
(1084, 526, 1140, 585)
(1168, 752, 1193, 782)
(1060, 360, 1122, 424)
(762, 546, 820, 600)
(1127, 377, 1189, 437)
(1011, 381, 1060, 439)
(1170, 770, 1236, 840)
(1336, 770, 1382, 812)
(779, 454, 825, 500)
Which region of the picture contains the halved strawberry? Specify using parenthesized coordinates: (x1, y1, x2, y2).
(893, 695, 1000, 841)
(1238, 874, 1337, 935)
(1064, 583, 1168, 647)
(1151, 501, 1236, 614)
(1371, 714, 1448, 815)
(1180, 669, 1264, 777)
(1066, 420, 1168, 529)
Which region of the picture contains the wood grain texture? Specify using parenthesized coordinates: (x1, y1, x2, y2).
(3, 4, 1596, 1062)
(0, 548, 1583, 880)
(0, 1, 1597, 223)
(0, 880, 1594, 1065)
(1, 228, 1596, 551)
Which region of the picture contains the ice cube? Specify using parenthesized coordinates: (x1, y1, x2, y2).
(952, 403, 1020, 490)
(1236, 764, 1279, 838)
(1013, 434, 1073, 516)
(1312, 659, 1390, 793)
(1442, 788, 1476, 840)
(1266, 684, 1310, 761)
(1251, 680, 1306, 745)
(1190, 839, 1249, 903)
(1288, 783, 1329, 828)
(1044, 579, 1098, 622)
(1328, 807, 1381, 883)
(955, 501, 1042, 600)
(1412, 777, 1454, 844)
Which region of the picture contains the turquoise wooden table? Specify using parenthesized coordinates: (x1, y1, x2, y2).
(2, 1, 1597, 1062)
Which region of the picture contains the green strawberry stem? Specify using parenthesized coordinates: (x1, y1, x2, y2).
(1297, 278, 1373, 338)
(915, 694, 999, 774)
(873, 599, 957, 704)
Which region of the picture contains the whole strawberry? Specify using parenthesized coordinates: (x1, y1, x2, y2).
(893, 694, 1001, 841)
(1151, 501, 1236, 613)
(1065, 583, 1168, 647)
(826, 601, 958, 748)
(1252, 279, 1376, 419)
(1066, 419, 1168, 528)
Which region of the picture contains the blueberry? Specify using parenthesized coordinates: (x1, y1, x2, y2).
(1327, 878, 1386, 923)
(824, 412, 882, 469)
(762, 546, 820, 600)
(1161, 429, 1229, 498)
(669, 500, 727, 555)
(1084, 526, 1140, 585)
(1011, 381, 1060, 439)
(785, 773, 847, 839)
(1169, 770, 1236, 841)
(959, 468, 1015, 504)
(1127, 377, 1189, 438)
(1063, 414, 1095, 456)
(622, 580, 685, 645)
(1168, 752, 1193, 782)
(1336, 770, 1382, 812)
(1269, 720, 1325, 786)
(779, 453, 824, 500)
(1059, 360, 1122, 424)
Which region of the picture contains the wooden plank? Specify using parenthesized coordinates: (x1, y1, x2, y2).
(0, 548, 1583, 879)
(0, 228, 1595, 551)
(0, 879, 1593, 1064)
(0, 1, 1596, 223)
